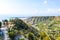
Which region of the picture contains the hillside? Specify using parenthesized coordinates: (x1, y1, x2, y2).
(8, 18, 40, 40)
(27, 16, 55, 24)
(3, 16, 60, 40)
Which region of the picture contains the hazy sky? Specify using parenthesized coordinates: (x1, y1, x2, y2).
(0, 0, 60, 20)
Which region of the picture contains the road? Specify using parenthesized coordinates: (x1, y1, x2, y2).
(1, 27, 9, 40)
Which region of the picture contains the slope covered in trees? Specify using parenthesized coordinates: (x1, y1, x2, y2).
(8, 18, 40, 40)
(27, 16, 55, 24)
(7, 16, 60, 40)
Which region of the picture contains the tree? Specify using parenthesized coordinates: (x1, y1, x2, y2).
(28, 32, 35, 40)
(9, 18, 29, 30)
(4, 19, 8, 25)
(0, 22, 2, 28)
(2, 20, 8, 26)
(8, 18, 30, 40)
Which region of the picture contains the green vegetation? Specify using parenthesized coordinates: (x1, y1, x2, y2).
(0, 22, 2, 28)
(7, 16, 60, 40)
(8, 18, 40, 40)
(28, 32, 35, 40)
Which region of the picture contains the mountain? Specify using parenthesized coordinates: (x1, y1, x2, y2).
(27, 16, 55, 24)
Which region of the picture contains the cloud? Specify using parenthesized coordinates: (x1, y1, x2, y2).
(0, 0, 60, 16)
(0, 2, 38, 15)
(0, 0, 38, 15)
(38, 8, 60, 14)
(58, 8, 60, 11)
(0, 2, 60, 15)
(43, 1, 48, 4)
(0, 2, 18, 15)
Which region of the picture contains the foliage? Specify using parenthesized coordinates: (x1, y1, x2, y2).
(19, 38, 24, 40)
(28, 32, 35, 40)
(9, 18, 29, 30)
(56, 37, 60, 40)
(0, 22, 2, 28)
(40, 31, 47, 40)
(8, 17, 60, 40)
(8, 18, 40, 40)
(8, 31, 15, 40)
(43, 36, 50, 40)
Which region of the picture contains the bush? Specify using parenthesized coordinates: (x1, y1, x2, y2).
(43, 36, 50, 40)
(56, 37, 60, 40)
(0, 22, 2, 28)
(28, 32, 35, 40)
(40, 31, 46, 39)
(8, 32, 15, 40)
(19, 38, 24, 40)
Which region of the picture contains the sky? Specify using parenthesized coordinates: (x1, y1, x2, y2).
(0, 0, 60, 20)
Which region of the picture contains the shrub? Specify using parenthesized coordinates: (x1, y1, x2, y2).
(28, 32, 35, 40)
